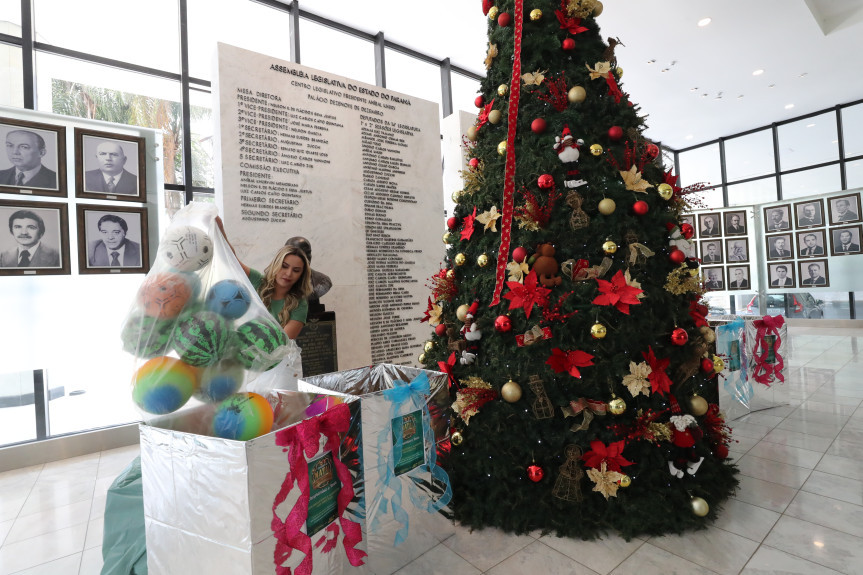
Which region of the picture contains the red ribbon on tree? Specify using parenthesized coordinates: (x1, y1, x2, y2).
(490, 0, 525, 306)
(752, 315, 785, 386)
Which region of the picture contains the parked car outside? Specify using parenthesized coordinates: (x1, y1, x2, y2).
(746, 293, 824, 318)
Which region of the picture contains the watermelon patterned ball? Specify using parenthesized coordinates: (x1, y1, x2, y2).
(132, 356, 198, 415)
(121, 313, 175, 359)
(160, 225, 213, 272)
(138, 272, 193, 319)
(172, 311, 229, 367)
(206, 279, 252, 320)
(233, 318, 288, 371)
(212, 392, 274, 441)
(195, 360, 245, 403)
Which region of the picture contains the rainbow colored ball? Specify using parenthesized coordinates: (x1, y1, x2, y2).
(132, 356, 198, 415)
(212, 392, 274, 441)
(206, 279, 252, 320)
(195, 361, 245, 403)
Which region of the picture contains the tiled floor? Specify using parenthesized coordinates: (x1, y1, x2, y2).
(2, 326, 863, 574)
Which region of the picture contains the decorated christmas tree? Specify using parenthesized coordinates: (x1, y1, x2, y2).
(420, 0, 738, 539)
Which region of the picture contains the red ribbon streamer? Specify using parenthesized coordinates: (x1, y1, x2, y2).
(752, 315, 785, 386)
(271, 403, 366, 574)
(490, 0, 525, 306)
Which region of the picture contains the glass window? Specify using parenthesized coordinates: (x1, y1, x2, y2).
(0, 370, 38, 447)
(777, 111, 839, 171)
(33, 0, 179, 73)
(299, 20, 375, 85)
(188, 0, 293, 81)
(734, 293, 759, 316)
(780, 165, 842, 200)
(703, 293, 730, 316)
(384, 48, 442, 117)
(799, 292, 849, 320)
(189, 87, 215, 188)
(727, 177, 777, 206)
(843, 103, 863, 159)
(846, 159, 863, 189)
(450, 71, 481, 115)
(686, 186, 724, 210)
(0, 44, 24, 108)
(678, 143, 721, 188)
(724, 128, 775, 182)
(0, 5, 22, 35)
(36, 52, 184, 184)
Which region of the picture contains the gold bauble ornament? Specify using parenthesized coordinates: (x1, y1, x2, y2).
(712, 355, 725, 373)
(497, 84, 509, 96)
(567, 86, 586, 103)
(529, 8, 543, 20)
(497, 140, 507, 155)
(690, 496, 709, 517)
(602, 240, 617, 254)
(699, 325, 716, 343)
(424, 340, 434, 353)
(590, 144, 603, 156)
(466, 126, 477, 141)
(690, 395, 709, 417)
(477, 254, 490, 267)
(593, 1, 604, 16)
(590, 322, 607, 339)
(418, 353, 426, 364)
(451, 431, 464, 447)
(501, 380, 523, 403)
(615, 66, 623, 78)
(454, 253, 467, 266)
(443, 231, 454, 244)
(456, 304, 471, 322)
(618, 474, 631, 488)
(597, 198, 616, 215)
(488, 109, 502, 124)
(446, 269, 456, 279)
(488, 6, 499, 20)
(608, 396, 627, 415)
(657, 183, 674, 200)
(451, 190, 462, 203)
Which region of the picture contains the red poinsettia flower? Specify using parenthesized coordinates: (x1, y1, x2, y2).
(421, 296, 434, 323)
(592, 269, 643, 314)
(438, 352, 458, 389)
(606, 74, 623, 104)
(476, 98, 495, 129)
(460, 206, 477, 241)
(546, 347, 595, 378)
(554, 10, 588, 35)
(503, 271, 551, 319)
(689, 299, 709, 328)
(581, 439, 633, 472)
(663, 169, 682, 193)
(642, 346, 671, 396)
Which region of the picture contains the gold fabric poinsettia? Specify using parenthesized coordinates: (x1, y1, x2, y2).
(507, 260, 529, 283)
(521, 70, 547, 86)
(623, 361, 652, 397)
(624, 269, 646, 301)
(620, 165, 652, 193)
(428, 302, 442, 326)
(476, 206, 502, 232)
(452, 376, 495, 425)
(586, 61, 612, 79)
(485, 43, 498, 69)
(586, 462, 624, 499)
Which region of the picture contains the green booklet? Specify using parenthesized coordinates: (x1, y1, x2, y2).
(306, 451, 340, 536)
(391, 410, 426, 476)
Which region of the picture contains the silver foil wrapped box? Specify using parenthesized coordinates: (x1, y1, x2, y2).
(299, 364, 455, 575)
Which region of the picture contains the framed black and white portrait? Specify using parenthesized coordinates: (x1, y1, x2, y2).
(766, 233, 794, 261)
(763, 204, 792, 233)
(796, 230, 826, 258)
(0, 199, 70, 275)
(699, 239, 723, 264)
(768, 262, 795, 288)
(798, 259, 829, 288)
(75, 128, 146, 203)
(793, 199, 824, 229)
(0, 117, 67, 198)
(829, 225, 862, 256)
(680, 215, 696, 239)
(76, 205, 149, 274)
(702, 266, 724, 291)
(724, 210, 747, 236)
(828, 194, 862, 225)
(725, 238, 749, 263)
(726, 265, 750, 290)
(698, 213, 721, 237)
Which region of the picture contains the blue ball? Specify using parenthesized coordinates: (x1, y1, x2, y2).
(205, 279, 252, 320)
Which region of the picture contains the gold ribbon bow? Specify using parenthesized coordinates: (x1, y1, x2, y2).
(562, 257, 613, 282)
(562, 398, 608, 432)
(628, 242, 655, 266)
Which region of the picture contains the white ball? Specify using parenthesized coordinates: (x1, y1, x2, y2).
(160, 225, 213, 272)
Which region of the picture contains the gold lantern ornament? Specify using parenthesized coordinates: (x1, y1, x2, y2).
(568, 86, 586, 103)
(529, 8, 543, 20)
(488, 6, 499, 20)
(466, 126, 477, 141)
(488, 109, 502, 124)
(590, 322, 607, 339)
(451, 430, 464, 447)
(690, 496, 709, 517)
(598, 198, 616, 215)
(424, 340, 434, 353)
(602, 240, 617, 255)
(657, 183, 674, 200)
(477, 253, 490, 267)
(454, 253, 467, 266)
(618, 474, 631, 488)
(608, 396, 626, 415)
(690, 395, 709, 416)
(501, 379, 523, 403)
(497, 140, 507, 155)
(497, 84, 509, 96)
(456, 303, 471, 322)
(590, 144, 603, 156)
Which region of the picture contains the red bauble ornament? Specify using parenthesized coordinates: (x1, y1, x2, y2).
(469, 157, 479, 169)
(633, 200, 649, 215)
(474, 96, 484, 108)
(494, 315, 513, 333)
(497, 12, 511, 26)
(447, 217, 458, 230)
(434, 323, 447, 337)
(680, 222, 694, 239)
(531, 118, 546, 134)
(669, 249, 686, 264)
(527, 464, 544, 482)
(714, 444, 729, 459)
(701, 358, 714, 373)
(608, 126, 624, 141)
(537, 174, 554, 189)
(512, 246, 528, 263)
(562, 38, 575, 51)
(646, 143, 660, 158)
(671, 328, 689, 346)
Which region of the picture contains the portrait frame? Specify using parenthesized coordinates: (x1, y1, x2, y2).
(827, 193, 862, 225)
(798, 259, 830, 288)
(763, 204, 792, 233)
(724, 237, 750, 263)
(0, 117, 67, 198)
(793, 199, 825, 229)
(765, 232, 794, 261)
(726, 265, 751, 291)
(724, 210, 747, 236)
(680, 215, 696, 239)
(701, 265, 725, 291)
(75, 128, 146, 203)
(699, 239, 723, 264)
(0, 199, 71, 276)
(829, 224, 863, 257)
(796, 229, 827, 258)
(76, 204, 150, 275)
(767, 262, 796, 289)
(698, 212, 722, 238)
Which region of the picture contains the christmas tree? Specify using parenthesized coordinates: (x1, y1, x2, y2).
(420, 0, 738, 539)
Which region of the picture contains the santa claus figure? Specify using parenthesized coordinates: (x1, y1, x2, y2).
(460, 301, 482, 365)
(553, 125, 587, 188)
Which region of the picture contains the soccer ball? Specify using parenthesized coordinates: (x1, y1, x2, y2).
(160, 225, 213, 272)
(206, 279, 252, 320)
